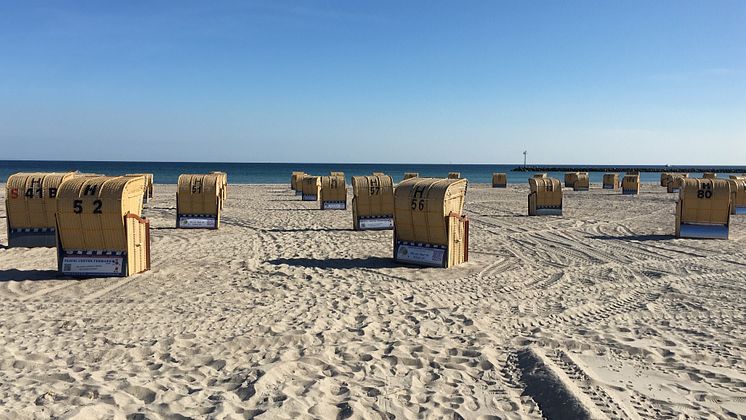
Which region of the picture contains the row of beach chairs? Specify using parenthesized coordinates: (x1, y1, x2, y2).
(4, 171, 227, 277)
(4, 170, 744, 277)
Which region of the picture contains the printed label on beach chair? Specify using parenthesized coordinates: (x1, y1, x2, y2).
(602, 185, 615, 189)
(395, 242, 446, 267)
(302, 194, 318, 201)
(622, 189, 639, 195)
(535, 207, 562, 216)
(358, 217, 394, 230)
(678, 223, 729, 239)
(62, 255, 125, 276)
(322, 201, 346, 210)
(178, 215, 217, 228)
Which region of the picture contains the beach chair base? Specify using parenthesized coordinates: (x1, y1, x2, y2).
(492, 184, 507, 188)
(622, 190, 639, 195)
(734, 207, 746, 215)
(7, 228, 57, 248)
(356, 216, 394, 230)
(177, 214, 218, 229)
(602, 185, 615, 189)
(677, 223, 729, 239)
(531, 207, 563, 216)
(302, 194, 318, 201)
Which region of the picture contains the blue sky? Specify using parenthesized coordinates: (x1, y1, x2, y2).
(1, 1, 744, 164)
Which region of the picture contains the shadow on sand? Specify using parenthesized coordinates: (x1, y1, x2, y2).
(0, 269, 60, 282)
(591, 234, 674, 242)
(265, 227, 351, 233)
(267, 257, 397, 269)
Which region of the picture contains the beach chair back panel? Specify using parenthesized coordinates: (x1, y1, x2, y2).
(302, 176, 321, 200)
(677, 179, 731, 238)
(352, 175, 394, 218)
(492, 173, 507, 188)
(564, 172, 578, 188)
(56, 176, 144, 251)
(728, 179, 746, 215)
(622, 175, 640, 194)
(394, 178, 468, 246)
(573, 173, 590, 191)
(177, 174, 221, 216)
(603, 173, 618, 189)
(6, 172, 76, 230)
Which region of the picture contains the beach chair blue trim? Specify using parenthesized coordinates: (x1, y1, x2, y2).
(678, 223, 729, 239)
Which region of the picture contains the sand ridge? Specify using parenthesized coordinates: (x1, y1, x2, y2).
(0, 182, 745, 419)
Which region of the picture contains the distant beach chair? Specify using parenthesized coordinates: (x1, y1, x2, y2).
(533, 173, 548, 179)
(703, 172, 717, 179)
(320, 175, 347, 210)
(403, 172, 419, 180)
(210, 171, 228, 207)
(5, 172, 77, 247)
(393, 177, 468, 268)
(56, 176, 150, 276)
(176, 174, 222, 229)
(291, 172, 306, 195)
(447, 172, 461, 179)
(301, 175, 321, 202)
(622, 174, 640, 195)
(528, 177, 562, 216)
(572, 173, 589, 191)
(676, 178, 731, 239)
(667, 174, 688, 193)
(727, 178, 746, 215)
(291, 171, 305, 190)
(564, 172, 578, 188)
(660, 172, 672, 187)
(352, 175, 394, 230)
(125, 173, 154, 204)
(492, 173, 507, 188)
(603, 173, 619, 190)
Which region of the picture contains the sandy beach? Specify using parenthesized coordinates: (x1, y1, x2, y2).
(1, 182, 745, 419)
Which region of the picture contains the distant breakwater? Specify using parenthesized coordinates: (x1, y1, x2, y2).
(513, 166, 746, 173)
